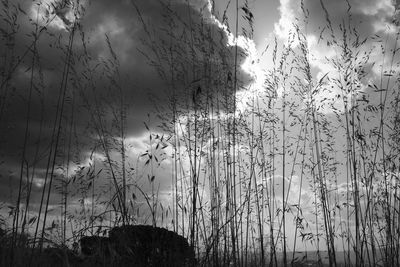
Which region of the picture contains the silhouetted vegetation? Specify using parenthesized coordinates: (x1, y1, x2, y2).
(1, 0, 400, 266)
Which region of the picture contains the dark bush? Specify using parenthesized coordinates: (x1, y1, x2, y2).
(79, 225, 195, 267)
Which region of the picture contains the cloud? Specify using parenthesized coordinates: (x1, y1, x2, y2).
(273, 0, 397, 75)
(269, 0, 400, 114)
(275, 0, 396, 40)
(0, 0, 252, 196)
(274, 0, 297, 41)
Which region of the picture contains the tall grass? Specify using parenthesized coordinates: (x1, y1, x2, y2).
(1, 0, 400, 267)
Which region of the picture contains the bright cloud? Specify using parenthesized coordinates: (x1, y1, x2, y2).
(30, 0, 85, 31)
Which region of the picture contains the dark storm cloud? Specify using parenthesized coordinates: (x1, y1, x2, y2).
(3, 0, 250, 134)
(0, 0, 251, 208)
(0, 165, 63, 206)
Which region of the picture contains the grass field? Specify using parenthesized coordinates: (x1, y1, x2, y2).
(1, 0, 400, 266)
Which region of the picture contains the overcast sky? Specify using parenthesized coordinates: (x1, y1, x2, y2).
(1, 0, 400, 252)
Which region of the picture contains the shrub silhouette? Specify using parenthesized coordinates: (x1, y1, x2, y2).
(80, 225, 195, 267)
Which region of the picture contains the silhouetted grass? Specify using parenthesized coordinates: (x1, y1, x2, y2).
(1, 0, 400, 267)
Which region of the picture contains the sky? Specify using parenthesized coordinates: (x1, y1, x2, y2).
(1, 0, 400, 254)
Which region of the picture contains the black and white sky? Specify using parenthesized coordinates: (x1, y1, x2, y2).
(1, 0, 400, 250)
